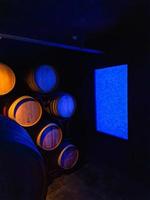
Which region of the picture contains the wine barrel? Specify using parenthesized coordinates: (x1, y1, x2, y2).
(26, 64, 57, 93)
(0, 63, 16, 95)
(58, 142, 79, 169)
(0, 115, 47, 200)
(4, 96, 42, 127)
(45, 93, 76, 118)
(36, 123, 63, 151)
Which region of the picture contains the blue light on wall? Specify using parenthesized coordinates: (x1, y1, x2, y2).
(95, 64, 128, 140)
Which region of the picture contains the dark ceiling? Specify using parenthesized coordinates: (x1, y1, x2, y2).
(0, 0, 149, 53)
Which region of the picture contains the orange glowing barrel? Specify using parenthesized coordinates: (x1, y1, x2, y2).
(36, 123, 63, 151)
(57, 142, 79, 170)
(0, 116, 47, 199)
(0, 63, 16, 95)
(26, 64, 57, 93)
(45, 93, 76, 118)
(4, 96, 42, 127)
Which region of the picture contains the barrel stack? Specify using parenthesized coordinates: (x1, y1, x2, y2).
(0, 62, 79, 182)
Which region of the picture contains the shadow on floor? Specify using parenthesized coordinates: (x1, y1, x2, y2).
(46, 163, 150, 200)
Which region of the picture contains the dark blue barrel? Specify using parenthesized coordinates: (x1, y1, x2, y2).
(45, 140, 79, 173)
(26, 64, 57, 93)
(0, 115, 47, 200)
(57, 141, 79, 170)
(45, 93, 76, 118)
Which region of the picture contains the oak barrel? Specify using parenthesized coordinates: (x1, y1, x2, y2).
(45, 93, 76, 118)
(36, 123, 63, 151)
(26, 64, 57, 93)
(58, 142, 79, 169)
(45, 140, 79, 171)
(4, 95, 42, 127)
(0, 63, 16, 95)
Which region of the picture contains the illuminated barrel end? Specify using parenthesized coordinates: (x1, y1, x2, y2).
(35, 65, 57, 93)
(8, 96, 42, 127)
(37, 123, 63, 151)
(58, 144, 79, 170)
(56, 94, 76, 118)
(0, 63, 16, 95)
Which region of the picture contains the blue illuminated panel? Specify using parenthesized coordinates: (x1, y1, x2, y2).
(95, 64, 128, 140)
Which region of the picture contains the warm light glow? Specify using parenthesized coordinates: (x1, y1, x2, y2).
(0, 63, 16, 95)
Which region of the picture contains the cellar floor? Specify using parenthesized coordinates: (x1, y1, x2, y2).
(46, 163, 150, 200)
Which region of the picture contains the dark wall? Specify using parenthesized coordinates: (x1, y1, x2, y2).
(82, 0, 150, 178)
(81, 59, 128, 173)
